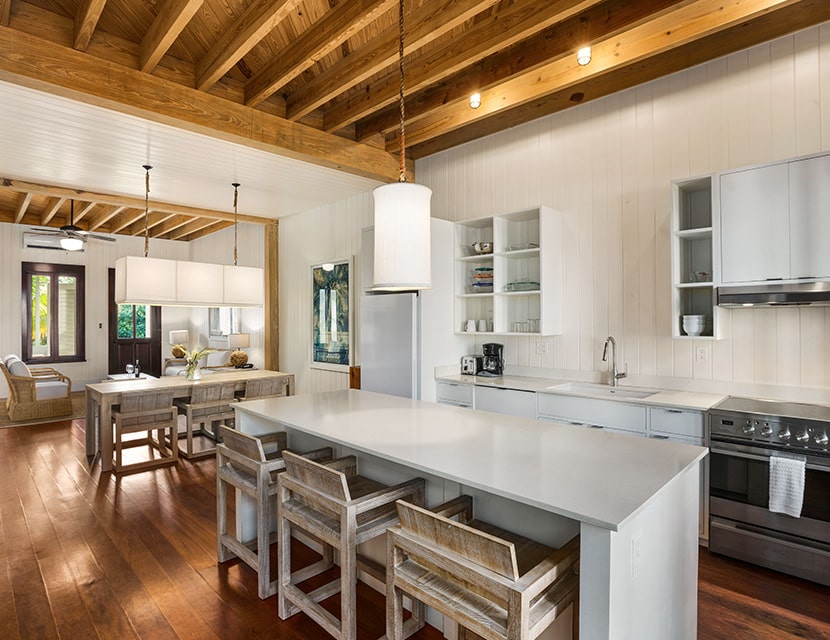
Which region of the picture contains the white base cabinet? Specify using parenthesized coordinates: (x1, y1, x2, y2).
(435, 381, 473, 408)
(474, 386, 536, 419)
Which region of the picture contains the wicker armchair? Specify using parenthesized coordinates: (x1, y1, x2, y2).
(1, 357, 73, 422)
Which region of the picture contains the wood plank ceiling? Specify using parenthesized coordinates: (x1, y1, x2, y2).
(0, 0, 829, 240)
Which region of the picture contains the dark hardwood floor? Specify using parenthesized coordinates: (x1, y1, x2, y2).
(0, 418, 828, 639)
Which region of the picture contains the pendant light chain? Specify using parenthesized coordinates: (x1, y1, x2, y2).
(397, 0, 406, 183)
(142, 164, 152, 258)
(232, 182, 240, 266)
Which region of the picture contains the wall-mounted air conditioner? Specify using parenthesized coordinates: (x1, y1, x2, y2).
(22, 232, 85, 252)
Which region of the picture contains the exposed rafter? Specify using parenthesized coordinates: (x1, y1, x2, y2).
(140, 0, 205, 73)
(74, 0, 107, 51)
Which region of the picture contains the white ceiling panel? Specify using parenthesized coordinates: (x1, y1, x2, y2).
(0, 81, 382, 219)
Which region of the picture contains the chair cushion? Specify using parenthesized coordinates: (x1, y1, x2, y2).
(35, 380, 70, 399)
(7, 358, 31, 377)
(206, 350, 231, 367)
(3, 354, 20, 367)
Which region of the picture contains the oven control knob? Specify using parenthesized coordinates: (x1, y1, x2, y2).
(760, 422, 773, 437)
(778, 427, 791, 442)
(816, 432, 829, 447)
(795, 430, 810, 444)
(742, 421, 755, 435)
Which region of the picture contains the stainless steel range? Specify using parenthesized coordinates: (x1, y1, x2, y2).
(708, 396, 830, 586)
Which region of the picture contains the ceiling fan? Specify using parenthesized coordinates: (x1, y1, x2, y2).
(28, 199, 116, 251)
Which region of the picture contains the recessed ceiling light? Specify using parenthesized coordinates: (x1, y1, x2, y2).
(577, 46, 592, 66)
(469, 93, 481, 109)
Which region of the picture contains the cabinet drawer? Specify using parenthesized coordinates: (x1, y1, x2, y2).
(436, 381, 473, 406)
(474, 386, 536, 419)
(536, 393, 646, 434)
(648, 407, 703, 439)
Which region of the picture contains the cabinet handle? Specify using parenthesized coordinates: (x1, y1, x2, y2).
(650, 434, 670, 440)
(665, 409, 682, 414)
(588, 424, 604, 430)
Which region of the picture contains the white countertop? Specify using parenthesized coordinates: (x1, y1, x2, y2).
(437, 373, 727, 410)
(236, 389, 707, 532)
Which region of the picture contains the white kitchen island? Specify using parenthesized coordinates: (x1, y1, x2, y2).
(234, 389, 707, 640)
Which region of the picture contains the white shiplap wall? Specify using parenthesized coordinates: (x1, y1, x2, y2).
(278, 22, 830, 402)
(0, 221, 190, 394)
(415, 22, 830, 402)
(278, 192, 373, 395)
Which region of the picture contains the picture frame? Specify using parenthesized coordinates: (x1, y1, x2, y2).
(311, 259, 352, 371)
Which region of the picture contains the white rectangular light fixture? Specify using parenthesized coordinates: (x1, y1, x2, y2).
(177, 260, 224, 306)
(115, 256, 264, 307)
(115, 256, 177, 305)
(223, 264, 264, 307)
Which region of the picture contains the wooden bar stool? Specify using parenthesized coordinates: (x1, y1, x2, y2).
(386, 496, 580, 640)
(277, 450, 425, 640)
(173, 382, 237, 458)
(111, 390, 178, 474)
(215, 425, 332, 599)
(236, 376, 291, 401)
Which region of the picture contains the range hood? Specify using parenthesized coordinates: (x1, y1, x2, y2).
(717, 281, 830, 307)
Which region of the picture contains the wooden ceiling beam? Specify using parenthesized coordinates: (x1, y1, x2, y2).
(14, 192, 31, 223)
(40, 196, 66, 226)
(109, 209, 152, 234)
(319, 0, 606, 131)
(123, 211, 177, 236)
(72, 200, 97, 222)
(74, 0, 107, 51)
(244, 0, 397, 107)
(286, 0, 506, 122)
(397, 0, 821, 152)
(181, 220, 234, 241)
(86, 205, 127, 231)
(0, 27, 404, 183)
(149, 214, 197, 237)
(356, 0, 679, 140)
(195, 0, 301, 92)
(140, 0, 204, 73)
(0, 0, 9, 27)
(165, 217, 216, 240)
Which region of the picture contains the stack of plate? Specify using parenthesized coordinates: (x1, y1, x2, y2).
(682, 314, 705, 336)
(472, 267, 493, 293)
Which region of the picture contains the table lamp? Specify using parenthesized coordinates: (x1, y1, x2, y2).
(228, 333, 250, 367)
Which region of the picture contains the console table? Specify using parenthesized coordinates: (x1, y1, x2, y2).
(85, 369, 294, 472)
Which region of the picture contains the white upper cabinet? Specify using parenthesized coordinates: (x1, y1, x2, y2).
(789, 154, 830, 279)
(718, 152, 830, 284)
(719, 163, 789, 284)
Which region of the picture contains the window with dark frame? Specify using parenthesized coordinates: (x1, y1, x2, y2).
(22, 262, 85, 364)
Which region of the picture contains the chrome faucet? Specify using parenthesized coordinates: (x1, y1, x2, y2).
(602, 336, 627, 387)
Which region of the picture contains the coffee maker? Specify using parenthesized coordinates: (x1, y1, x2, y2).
(481, 343, 504, 376)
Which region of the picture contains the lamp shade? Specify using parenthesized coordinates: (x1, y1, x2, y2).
(115, 256, 178, 304)
(223, 265, 264, 306)
(60, 236, 84, 251)
(169, 330, 189, 345)
(228, 333, 250, 349)
(372, 182, 432, 291)
(176, 260, 224, 306)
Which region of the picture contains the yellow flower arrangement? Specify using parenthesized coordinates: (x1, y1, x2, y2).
(184, 346, 214, 380)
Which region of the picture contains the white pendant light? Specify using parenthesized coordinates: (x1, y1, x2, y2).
(372, 0, 431, 291)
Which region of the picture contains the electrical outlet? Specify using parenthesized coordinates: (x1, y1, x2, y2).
(695, 347, 706, 362)
(535, 342, 548, 356)
(631, 532, 642, 580)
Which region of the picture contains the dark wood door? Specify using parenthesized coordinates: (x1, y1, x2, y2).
(107, 269, 162, 377)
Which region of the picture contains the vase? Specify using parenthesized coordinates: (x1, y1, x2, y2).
(185, 364, 201, 381)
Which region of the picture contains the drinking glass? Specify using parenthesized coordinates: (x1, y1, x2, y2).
(125, 364, 134, 375)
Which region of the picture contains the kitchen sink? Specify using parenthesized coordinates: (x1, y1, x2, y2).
(546, 382, 657, 400)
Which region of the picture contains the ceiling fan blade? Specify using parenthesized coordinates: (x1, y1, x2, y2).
(26, 230, 62, 236)
(84, 233, 116, 242)
(29, 226, 62, 233)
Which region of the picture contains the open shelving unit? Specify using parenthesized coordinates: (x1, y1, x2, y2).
(454, 207, 563, 336)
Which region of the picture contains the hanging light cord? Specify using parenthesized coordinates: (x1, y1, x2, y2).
(143, 164, 152, 258)
(397, 0, 406, 183)
(232, 182, 240, 266)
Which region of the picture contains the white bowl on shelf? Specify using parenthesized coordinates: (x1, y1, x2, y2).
(682, 314, 705, 336)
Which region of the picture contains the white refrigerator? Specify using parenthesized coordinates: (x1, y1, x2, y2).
(359, 292, 420, 398)
(359, 219, 465, 401)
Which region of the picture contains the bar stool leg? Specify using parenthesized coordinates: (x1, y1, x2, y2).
(341, 507, 357, 640)
(277, 480, 295, 619)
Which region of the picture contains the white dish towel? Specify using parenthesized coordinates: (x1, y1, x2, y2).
(768, 456, 806, 518)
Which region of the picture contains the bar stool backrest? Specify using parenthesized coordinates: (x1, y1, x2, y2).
(190, 382, 236, 405)
(282, 450, 353, 502)
(218, 424, 286, 464)
(116, 390, 176, 428)
(242, 377, 288, 400)
(396, 499, 520, 581)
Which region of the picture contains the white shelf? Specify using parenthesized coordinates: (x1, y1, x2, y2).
(454, 207, 562, 336)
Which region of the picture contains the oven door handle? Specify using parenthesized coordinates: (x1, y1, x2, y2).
(710, 444, 828, 472)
